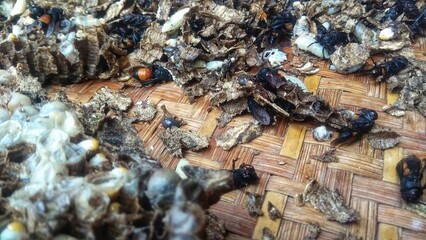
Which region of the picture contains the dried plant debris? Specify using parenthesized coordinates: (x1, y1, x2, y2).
(159, 127, 209, 158)
(402, 200, 426, 219)
(382, 59, 426, 118)
(131, 100, 157, 122)
(215, 121, 262, 150)
(303, 180, 359, 223)
(311, 149, 338, 163)
(262, 227, 276, 240)
(294, 193, 305, 207)
(367, 126, 401, 150)
(267, 201, 282, 220)
(330, 43, 369, 74)
(245, 192, 264, 217)
(205, 212, 226, 240)
(217, 98, 248, 128)
(305, 222, 321, 240)
(91, 87, 132, 112)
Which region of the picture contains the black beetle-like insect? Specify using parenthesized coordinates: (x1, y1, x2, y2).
(131, 65, 173, 86)
(331, 108, 378, 146)
(362, 56, 408, 81)
(396, 155, 426, 203)
(409, 6, 426, 38)
(247, 96, 271, 125)
(231, 159, 258, 189)
(308, 27, 349, 58)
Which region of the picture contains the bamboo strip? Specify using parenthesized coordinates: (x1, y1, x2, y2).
(252, 192, 287, 240)
(280, 123, 307, 159)
(383, 147, 403, 184)
(377, 223, 399, 240)
(304, 75, 321, 93)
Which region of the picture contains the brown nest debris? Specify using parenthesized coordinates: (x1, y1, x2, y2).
(245, 192, 264, 217)
(215, 121, 262, 150)
(311, 149, 338, 163)
(305, 222, 321, 240)
(298, 180, 360, 223)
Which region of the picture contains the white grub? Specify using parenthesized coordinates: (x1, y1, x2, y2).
(379, 26, 398, 41)
(12, 25, 24, 38)
(293, 16, 310, 37)
(295, 35, 330, 59)
(206, 60, 225, 71)
(263, 49, 287, 67)
(72, 15, 106, 28)
(0, 0, 14, 18)
(0, 221, 28, 240)
(161, 8, 191, 33)
(7, 92, 31, 113)
(175, 158, 191, 179)
(312, 126, 333, 142)
(10, 0, 26, 17)
(0, 108, 10, 124)
(285, 76, 308, 92)
(166, 38, 177, 47)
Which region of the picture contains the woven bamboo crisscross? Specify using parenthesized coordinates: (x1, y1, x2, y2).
(49, 38, 426, 239)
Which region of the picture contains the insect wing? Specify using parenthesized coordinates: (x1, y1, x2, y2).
(46, 20, 55, 36)
(248, 98, 271, 125)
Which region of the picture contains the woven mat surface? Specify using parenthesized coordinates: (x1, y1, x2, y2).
(49, 38, 426, 239)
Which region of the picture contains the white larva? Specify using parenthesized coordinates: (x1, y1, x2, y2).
(206, 60, 224, 71)
(161, 8, 191, 33)
(263, 49, 287, 67)
(10, 0, 26, 17)
(312, 126, 333, 142)
(379, 27, 397, 41)
(295, 35, 330, 59)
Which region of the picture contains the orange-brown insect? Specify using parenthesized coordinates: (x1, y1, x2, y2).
(396, 155, 426, 202)
(38, 14, 51, 28)
(131, 66, 173, 86)
(133, 67, 153, 81)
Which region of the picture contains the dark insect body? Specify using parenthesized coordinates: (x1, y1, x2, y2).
(190, 17, 205, 32)
(132, 66, 173, 86)
(30, 6, 64, 36)
(231, 159, 258, 189)
(247, 96, 271, 125)
(122, 13, 153, 28)
(396, 155, 426, 203)
(331, 108, 378, 146)
(267, 10, 296, 45)
(395, 0, 419, 19)
(309, 30, 349, 58)
(409, 7, 426, 38)
(255, 67, 285, 90)
(161, 117, 182, 129)
(363, 56, 408, 80)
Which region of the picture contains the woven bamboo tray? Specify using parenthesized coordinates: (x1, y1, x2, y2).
(48, 38, 426, 239)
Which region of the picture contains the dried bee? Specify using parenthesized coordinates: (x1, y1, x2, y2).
(190, 16, 205, 32)
(268, 10, 296, 44)
(396, 155, 426, 203)
(362, 56, 408, 81)
(131, 66, 173, 86)
(308, 28, 349, 58)
(331, 108, 378, 146)
(28, 5, 46, 19)
(231, 159, 258, 189)
(247, 96, 271, 125)
(409, 7, 426, 38)
(122, 13, 153, 29)
(255, 67, 285, 90)
(32, 7, 64, 36)
(395, 0, 419, 19)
